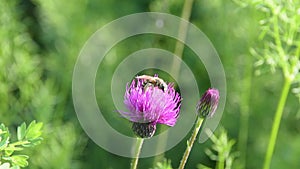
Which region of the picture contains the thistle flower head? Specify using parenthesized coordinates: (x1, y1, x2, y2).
(197, 88, 219, 118)
(119, 75, 181, 138)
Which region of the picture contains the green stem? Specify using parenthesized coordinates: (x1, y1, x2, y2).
(238, 106, 249, 167)
(179, 117, 205, 169)
(272, 11, 289, 77)
(238, 56, 253, 168)
(273, 14, 285, 59)
(131, 138, 144, 169)
(170, 0, 195, 79)
(263, 78, 292, 169)
(217, 156, 225, 169)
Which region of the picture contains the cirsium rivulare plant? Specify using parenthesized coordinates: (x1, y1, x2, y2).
(119, 75, 181, 169)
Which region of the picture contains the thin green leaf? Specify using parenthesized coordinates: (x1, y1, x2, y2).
(17, 123, 26, 141)
(3, 147, 24, 151)
(23, 138, 43, 147)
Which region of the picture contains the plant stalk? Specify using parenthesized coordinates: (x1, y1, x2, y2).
(238, 56, 253, 168)
(217, 156, 225, 169)
(179, 117, 205, 169)
(131, 138, 144, 169)
(263, 78, 292, 169)
(170, 0, 195, 80)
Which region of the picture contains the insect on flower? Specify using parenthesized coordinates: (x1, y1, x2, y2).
(119, 74, 181, 138)
(135, 75, 168, 92)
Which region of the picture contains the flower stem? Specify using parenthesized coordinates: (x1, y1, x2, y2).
(131, 138, 144, 169)
(179, 117, 205, 169)
(263, 78, 292, 169)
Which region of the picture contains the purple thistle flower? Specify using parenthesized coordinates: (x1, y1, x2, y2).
(120, 75, 181, 138)
(197, 88, 219, 118)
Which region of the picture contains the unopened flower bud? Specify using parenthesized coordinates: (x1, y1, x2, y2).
(197, 88, 219, 118)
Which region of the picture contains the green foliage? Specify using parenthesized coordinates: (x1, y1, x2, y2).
(151, 159, 173, 169)
(242, 0, 300, 93)
(0, 0, 85, 168)
(0, 121, 43, 168)
(251, 0, 300, 75)
(29, 123, 85, 169)
(198, 128, 237, 169)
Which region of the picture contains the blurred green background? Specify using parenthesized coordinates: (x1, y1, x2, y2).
(1, 0, 299, 168)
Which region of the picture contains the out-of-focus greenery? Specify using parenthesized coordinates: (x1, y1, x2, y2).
(0, 0, 86, 168)
(0, 0, 299, 169)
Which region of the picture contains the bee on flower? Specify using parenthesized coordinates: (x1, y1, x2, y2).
(119, 74, 182, 138)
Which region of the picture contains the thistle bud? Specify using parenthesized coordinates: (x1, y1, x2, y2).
(197, 88, 219, 118)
